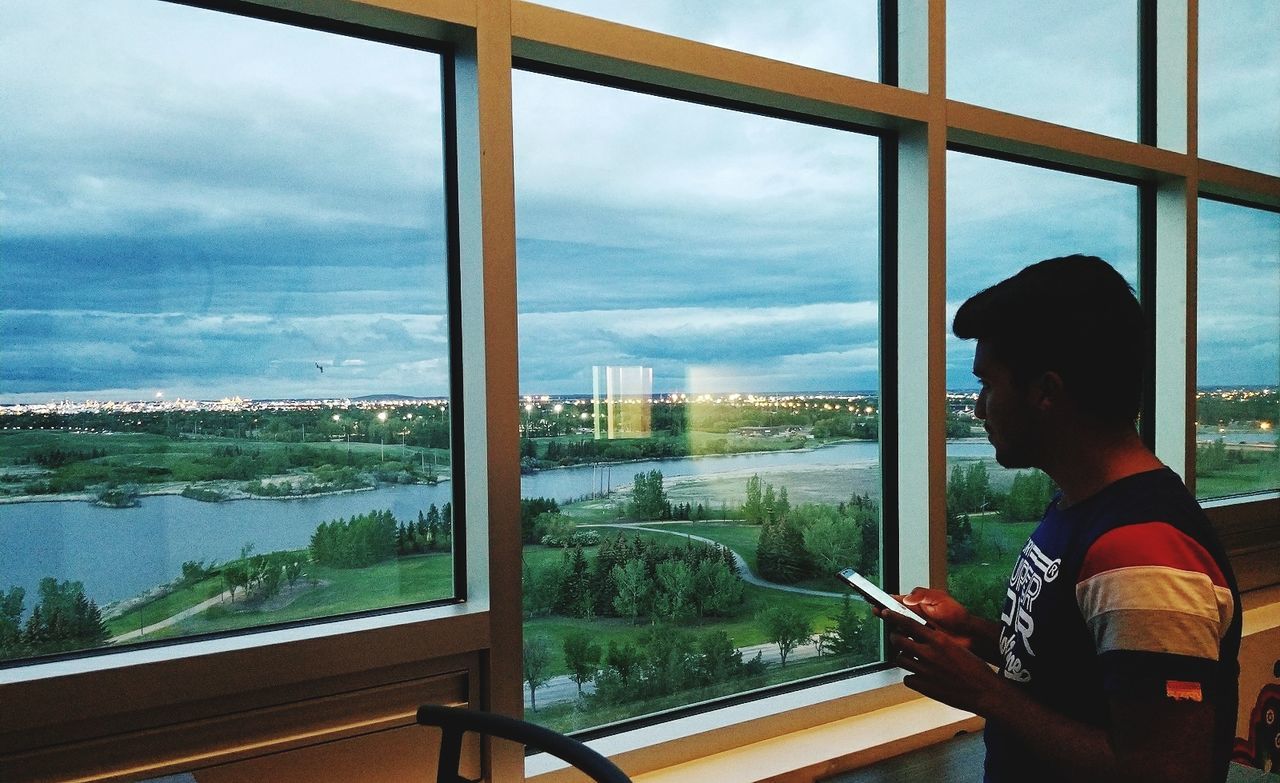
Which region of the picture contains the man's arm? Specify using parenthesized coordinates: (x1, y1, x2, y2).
(887, 615, 1217, 783)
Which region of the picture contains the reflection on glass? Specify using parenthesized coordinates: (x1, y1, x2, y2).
(0, 1, 450, 664)
(947, 0, 1137, 139)
(513, 71, 880, 731)
(1195, 200, 1280, 498)
(529, 0, 878, 80)
(945, 151, 1139, 618)
(1199, 0, 1280, 175)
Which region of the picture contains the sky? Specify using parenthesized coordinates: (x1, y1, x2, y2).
(0, 0, 1276, 403)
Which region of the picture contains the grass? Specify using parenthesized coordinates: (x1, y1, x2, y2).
(106, 576, 230, 637)
(1195, 457, 1279, 499)
(530, 652, 876, 734)
(134, 553, 453, 640)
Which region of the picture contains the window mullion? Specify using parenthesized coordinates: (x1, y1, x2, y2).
(453, 1, 524, 773)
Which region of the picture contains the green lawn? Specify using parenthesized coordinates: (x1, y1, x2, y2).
(106, 575, 231, 637)
(1195, 458, 1279, 499)
(134, 553, 454, 640)
(531, 651, 876, 734)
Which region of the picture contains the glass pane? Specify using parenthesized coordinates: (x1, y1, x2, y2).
(528, 0, 879, 81)
(1199, 0, 1280, 175)
(514, 72, 881, 731)
(945, 151, 1139, 618)
(1196, 200, 1280, 499)
(0, 1, 451, 663)
(947, 0, 1138, 140)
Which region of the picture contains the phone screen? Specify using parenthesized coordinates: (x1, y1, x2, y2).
(836, 568, 927, 625)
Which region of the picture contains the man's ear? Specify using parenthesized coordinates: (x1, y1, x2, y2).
(1033, 371, 1065, 410)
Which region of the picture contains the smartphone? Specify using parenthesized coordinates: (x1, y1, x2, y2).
(836, 567, 927, 625)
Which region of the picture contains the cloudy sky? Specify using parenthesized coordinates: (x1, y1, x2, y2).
(1, 0, 1276, 403)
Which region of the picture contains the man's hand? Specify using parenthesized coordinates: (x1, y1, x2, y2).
(875, 587, 1002, 665)
(881, 609, 1005, 716)
(899, 587, 970, 631)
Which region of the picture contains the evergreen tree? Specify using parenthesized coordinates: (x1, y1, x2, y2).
(0, 587, 25, 655)
(743, 474, 764, 524)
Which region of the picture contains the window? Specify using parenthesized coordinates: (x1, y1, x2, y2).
(513, 71, 883, 731)
(1198, 0, 1280, 175)
(945, 151, 1139, 616)
(1195, 199, 1280, 498)
(1, 2, 1276, 781)
(946, 0, 1138, 139)
(0, 0, 452, 664)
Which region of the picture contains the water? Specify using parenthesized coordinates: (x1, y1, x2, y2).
(0, 440, 996, 606)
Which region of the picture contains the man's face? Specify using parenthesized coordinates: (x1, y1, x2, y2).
(972, 340, 1041, 469)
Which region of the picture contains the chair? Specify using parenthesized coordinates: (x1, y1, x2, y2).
(417, 705, 632, 783)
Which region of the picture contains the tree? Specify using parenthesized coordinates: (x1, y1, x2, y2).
(762, 483, 778, 522)
(797, 504, 862, 576)
(827, 593, 869, 657)
(776, 486, 791, 520)
(611, 559, 651, 625)
(694, 629, 743, 684)
(523, 635, 552, 711)
(22, 578, 107, 655)
(629, 469, 668, 519)
(743, 474, 764, 524)
(425, 504, 442, 549)
(692, 558, 744, 617)
(653, 559, 695, 622)
(0, 587, 24, 655)
(562, 631, 602, 697)
(757, 514, 809, 584)
(605, 639, 642, 686)
(224, 563, 249, 601)
(760, 605, 812, 666)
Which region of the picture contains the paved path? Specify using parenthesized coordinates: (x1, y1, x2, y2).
(109, 590, 234, 643)
(582, 521, 846, 598)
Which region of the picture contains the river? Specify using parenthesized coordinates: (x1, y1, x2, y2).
(0, 440, 997, 607)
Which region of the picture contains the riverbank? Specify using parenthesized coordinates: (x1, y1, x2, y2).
(0, 475, 449, 506)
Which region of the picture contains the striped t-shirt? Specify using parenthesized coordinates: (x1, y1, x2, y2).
(984, 468, 1242, 783)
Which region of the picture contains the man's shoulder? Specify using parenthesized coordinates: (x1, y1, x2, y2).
(1079, 521, 1229, 586)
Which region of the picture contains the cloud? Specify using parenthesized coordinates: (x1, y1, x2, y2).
(946, 1, 1137, 139)
(0, 1, 1274, 404)
(0, 309, 450, 402)
(517, 302, 878, 393)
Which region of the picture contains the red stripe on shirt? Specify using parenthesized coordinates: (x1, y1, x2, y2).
(1077, 522, 1227, 586)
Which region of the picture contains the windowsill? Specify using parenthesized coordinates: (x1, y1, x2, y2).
(527, 668, 981, 783)
(0, 599, 482, 686)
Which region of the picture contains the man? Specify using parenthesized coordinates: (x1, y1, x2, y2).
(879, 255, 1242, 783)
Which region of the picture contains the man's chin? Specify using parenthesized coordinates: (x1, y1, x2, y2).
(992, 449, 1032, 469)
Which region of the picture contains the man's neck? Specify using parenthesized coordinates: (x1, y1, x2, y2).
(1038, 426, 1164, 509)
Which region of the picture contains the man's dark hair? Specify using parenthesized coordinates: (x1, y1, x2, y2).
(952, 254, 1145, 426)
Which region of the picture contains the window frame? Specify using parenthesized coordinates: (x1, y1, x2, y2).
(2, 1, 1278, 781)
